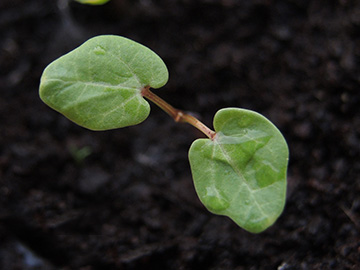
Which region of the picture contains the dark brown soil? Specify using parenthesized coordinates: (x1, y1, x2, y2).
(1, 0, 359, 269)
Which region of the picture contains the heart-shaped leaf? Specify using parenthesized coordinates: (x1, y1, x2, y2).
(189, 108, 289, 233)
(39, 35, 168, 130)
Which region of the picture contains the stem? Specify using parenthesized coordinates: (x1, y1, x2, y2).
(141, 86, 216, 140)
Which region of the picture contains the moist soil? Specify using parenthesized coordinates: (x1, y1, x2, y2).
(1, 0, 359, 269)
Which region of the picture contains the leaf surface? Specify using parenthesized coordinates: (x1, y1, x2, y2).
(39, 35, 168, 130)
(189, 108, 288, 233)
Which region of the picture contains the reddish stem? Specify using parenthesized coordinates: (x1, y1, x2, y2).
(141, 86, 216, 140)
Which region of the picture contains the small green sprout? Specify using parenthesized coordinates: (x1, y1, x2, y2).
(74, 0, 111, 5)
(39, 35, 289, 233)
(69, 145, 92, 164)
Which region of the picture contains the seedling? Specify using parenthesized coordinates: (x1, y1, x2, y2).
(69, 145, 92, 164)
(74, 0, 111, 5)
(39, 35, 289, 233)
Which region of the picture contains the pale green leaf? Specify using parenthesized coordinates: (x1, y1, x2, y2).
(39, 35, 168, 130)
(189, 108, 289, 233)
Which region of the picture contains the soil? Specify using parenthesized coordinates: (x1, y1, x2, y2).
(1, 0, 359, 269)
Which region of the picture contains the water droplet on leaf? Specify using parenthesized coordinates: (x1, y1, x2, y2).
(93, 45, 106, 55)
(203, 186, 230, 212)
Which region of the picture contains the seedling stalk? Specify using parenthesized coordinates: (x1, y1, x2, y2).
(141, 86, 216, 140)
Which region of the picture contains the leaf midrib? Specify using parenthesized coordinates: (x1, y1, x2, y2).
(213, 135, 270, 222)
(45, 78, 140, 91)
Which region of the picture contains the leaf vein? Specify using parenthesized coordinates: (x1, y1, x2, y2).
(214, 138, 270, 219)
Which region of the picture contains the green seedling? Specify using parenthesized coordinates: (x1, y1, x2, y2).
(69, 145, 92, 164)
(39, 35, 289, 233)
(74, 0, 111, 5)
